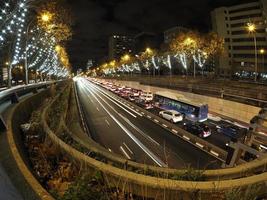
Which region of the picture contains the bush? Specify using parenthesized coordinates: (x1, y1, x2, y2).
(60, 173, 108, 200)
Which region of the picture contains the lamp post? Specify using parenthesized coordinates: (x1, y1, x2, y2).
(260, 49, 265, 79)
(25, 13, 52, 85)
(247, 23, 257, 82)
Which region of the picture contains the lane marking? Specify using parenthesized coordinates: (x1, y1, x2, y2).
(105, 119, 110, 126)
(147, 115, 152, 119)
(154, 119, 159, 123)
(96, 107, 100, 111)
(120, 146, 131, 159)
(172, 129, 178, 134)
(89, 83, 143, 117)
(162, 124, 168, 128)
(183, 135, 190, 141)
(120, 114, 160, 146)
(210, 150, 219, 157)
(123, 142, 133, 155)
(108, 148, 112, 152)
(196, 142, 204, 148)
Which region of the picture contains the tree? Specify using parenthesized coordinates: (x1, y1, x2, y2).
(36, 0, 73, 43)
(170, 31, 200, 70)
(193, 32, 224, 69)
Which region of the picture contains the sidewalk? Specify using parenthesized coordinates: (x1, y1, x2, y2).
(0, 102, 24, 200)
(0, 164, 23, 200)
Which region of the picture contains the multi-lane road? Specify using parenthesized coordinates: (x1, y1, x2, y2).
(75, 78, 221, 169)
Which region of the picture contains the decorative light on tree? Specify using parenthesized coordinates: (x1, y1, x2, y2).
(12, 0, 28, 65)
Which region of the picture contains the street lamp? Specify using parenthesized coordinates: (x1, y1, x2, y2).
(247, 23, 257, 81)
(41, 12, 52, 23)
(260, 49, 265, 75)
(25, 13, 53, 85)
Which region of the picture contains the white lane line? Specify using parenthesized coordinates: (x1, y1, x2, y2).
(83, 84, 166, 167)
(172, 129, 178, 134)
(105, 119, 110, 126)
(147, 115, 152, 119)
(162, 124, 168, 128)
(196, 142, 204, 148)
(120, 146, 131, 159)
(95, 90, 137, 118)
(210, 150, 219, 157)
(123, 142, 133, 155)
(96, 107, 100, 111)
(141, 112, 145, 115)
(183, 135, 190, 141)
(89, 83, 143, 117)
(108, 148, 112, 152)
(154, 119, 159, 123)
(119, 114, 160, 146)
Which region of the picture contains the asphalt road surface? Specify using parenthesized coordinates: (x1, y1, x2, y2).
(75, 78, 221, 169)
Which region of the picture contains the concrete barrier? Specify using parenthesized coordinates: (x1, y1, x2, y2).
(5, 89, 54, 200)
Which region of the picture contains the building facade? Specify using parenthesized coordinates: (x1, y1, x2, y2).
(164, 26, 188, 44)
(108, 35, 134, 60)
(211, 0, 267, 77)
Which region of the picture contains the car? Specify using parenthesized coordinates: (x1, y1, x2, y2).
(143, 102, 153, 110)
(128, 95, 136, 101)
(140, 91, 153, 102)
(159, 110, 183, 123)
(131, 89, 142, 97)
(216, 124, 247, 140)
(183, 122, 212, 138)
(137, 100, 154, 110)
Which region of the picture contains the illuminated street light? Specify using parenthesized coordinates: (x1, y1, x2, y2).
(55, 45, 61, 52)
(260, 48, 265, 71)
(247, 23, 256, 33)
(122, 54, 130, 62)
(145, 47, 153, 55)
(247, 23, 257, 81)
(5, 62, 9, 66)
(41, 12, 52, 22)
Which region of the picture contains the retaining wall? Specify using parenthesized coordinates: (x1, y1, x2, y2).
(5, 89, 54, 200)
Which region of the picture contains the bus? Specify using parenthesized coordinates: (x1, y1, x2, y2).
(154, 91, 208, 122)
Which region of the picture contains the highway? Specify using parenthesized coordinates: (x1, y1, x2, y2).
(75, 78, 221, 169)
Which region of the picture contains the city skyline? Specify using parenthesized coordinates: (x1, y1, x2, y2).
(66, 0, 252, 71)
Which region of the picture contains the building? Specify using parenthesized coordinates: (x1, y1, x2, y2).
(211, 0, 267, 77)
(164, 26, 188, 44)
(86, 59, 94, 70)
(134, 32, 163, 54)
(108, 35, 134, 60)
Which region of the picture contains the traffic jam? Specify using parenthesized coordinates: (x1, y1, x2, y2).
(89, 78, 253, 152)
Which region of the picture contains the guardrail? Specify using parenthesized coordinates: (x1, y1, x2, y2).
(0, 81, 59, 130)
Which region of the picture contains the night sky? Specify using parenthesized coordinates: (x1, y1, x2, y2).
(66, 0, 252, 72)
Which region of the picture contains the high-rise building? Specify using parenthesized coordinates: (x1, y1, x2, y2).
(108, 35, 134, 60)
(211, 0, 267, 77)
(86, 59, 94, 70)
(164, 26, 188, 44)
